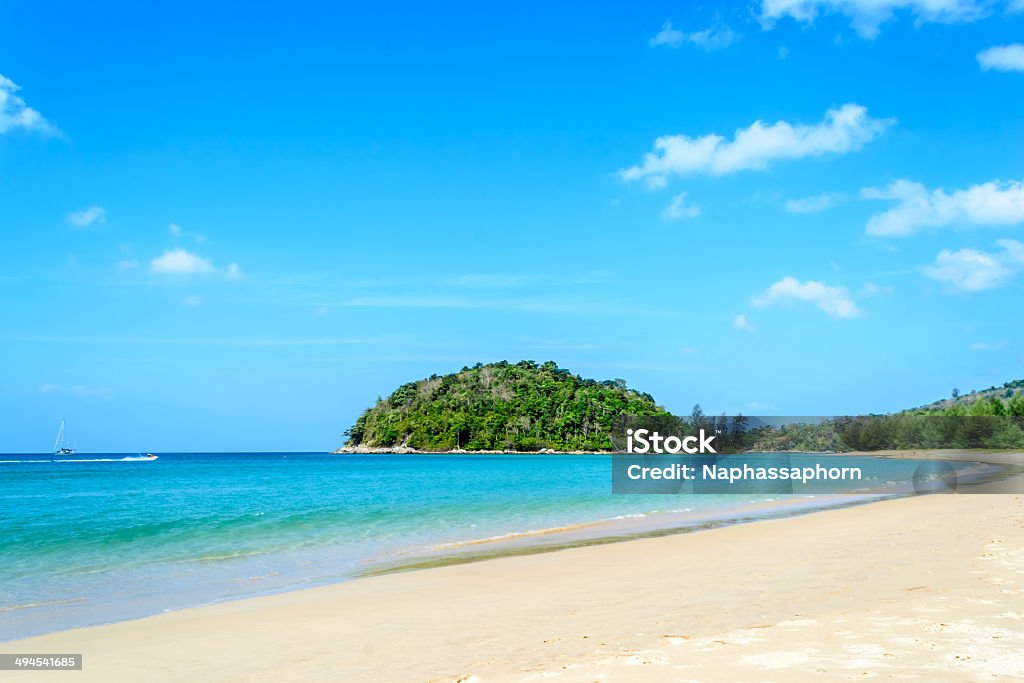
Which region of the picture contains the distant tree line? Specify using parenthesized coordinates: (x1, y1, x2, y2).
(615, 397, 1024, 452)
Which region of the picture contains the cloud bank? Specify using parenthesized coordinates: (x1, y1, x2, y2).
(864, 179, 1024, 236)
(759, 0, 989, 39)
(620, 104, 891, 188)
(922, 239, 1024, 291)
(977, 44, 1024, 72)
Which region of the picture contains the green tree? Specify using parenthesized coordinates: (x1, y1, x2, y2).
(689, 404, 706, 431)
(345, 361, 667, 452)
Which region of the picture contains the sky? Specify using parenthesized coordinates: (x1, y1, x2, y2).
(2, 0, 1024, 452)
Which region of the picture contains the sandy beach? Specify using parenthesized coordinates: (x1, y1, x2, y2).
(5, 455, 1023, 682)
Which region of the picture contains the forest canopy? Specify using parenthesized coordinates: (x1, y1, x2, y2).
(345, 360, 667, 452)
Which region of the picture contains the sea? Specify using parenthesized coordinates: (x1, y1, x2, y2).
(0, 452, 994, 641)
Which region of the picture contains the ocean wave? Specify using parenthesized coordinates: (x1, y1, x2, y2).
(428, 520, 606, 550)
(0, 597, 86, 613)
(181, 549, 269, 563)
(426, 505, 735, 551)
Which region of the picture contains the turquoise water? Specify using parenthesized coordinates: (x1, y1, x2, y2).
(0, 452, 976, 640)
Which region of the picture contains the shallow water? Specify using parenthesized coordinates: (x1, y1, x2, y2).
(0, 452, 989, 640)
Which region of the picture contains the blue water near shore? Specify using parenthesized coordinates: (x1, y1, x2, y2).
(0, 452, 957, 640)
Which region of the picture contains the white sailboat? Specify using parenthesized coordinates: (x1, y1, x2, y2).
(53, 419, 76, 456)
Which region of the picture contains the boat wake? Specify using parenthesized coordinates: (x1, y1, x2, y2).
(54, 457, 159, 463)
(0, 457, 161, 464)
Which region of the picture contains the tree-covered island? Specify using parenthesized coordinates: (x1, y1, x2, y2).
(342, 360, 667, 452)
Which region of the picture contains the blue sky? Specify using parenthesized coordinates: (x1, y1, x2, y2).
(2, 1, 1024, 452)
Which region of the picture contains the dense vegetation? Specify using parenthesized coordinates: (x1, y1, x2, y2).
(732, 380, 1024, 452)
(746, 420, 848, 453)
(916, 379, 1024, 414)
(345, 368, 1024, 453)
(835, 414, 1024, 450)
(345, 361, 667, 451)
(733, 414, 1024, 452)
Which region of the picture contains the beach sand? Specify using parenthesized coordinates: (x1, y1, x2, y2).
(6, 466, 1024, 681)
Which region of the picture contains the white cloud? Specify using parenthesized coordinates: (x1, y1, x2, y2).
(863, 179, 1024, 236)
(150, 248, 215, 275)
(650, 21, 685, 48)
(922, 239, 1024, 291)
(183, 295, 202, 306)
(116, 258, 139, 271)
(969, 342, 1003, 351)
(977, 44, 1024, 72)
(784, 192, 844, 213)
(168, 223, 207, 243)
(66, 206, 106, 228)
(687, 25, 740, 51)
(752, 276, 861, 318)
(650, 21, 740, 51)
(734, 314, 756, 331)
(0, 74, 58, 136)
(661, 192, 702, 220)
(620, 104, 891, 187)
(149, 249, 240, 279)
(759, 0, 989, 39)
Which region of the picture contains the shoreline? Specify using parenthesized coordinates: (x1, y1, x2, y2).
(2, 487, 896, 642)
(333, 445, 1024, 456)
(4, 451, 1022, 681)
(355, 492, 896, 580)
(9, 449, 1004, 642)
(13, 451, 1002, 643)
(331, 446, 856, 455)
(6, 469, 1022, 680)
(332, 445, 608, 454)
